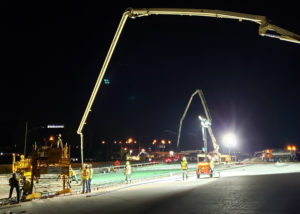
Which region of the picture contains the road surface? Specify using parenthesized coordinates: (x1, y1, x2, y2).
(2, 172, 300, 214)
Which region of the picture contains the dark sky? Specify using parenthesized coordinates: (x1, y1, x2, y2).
(1, 1, 300, 156)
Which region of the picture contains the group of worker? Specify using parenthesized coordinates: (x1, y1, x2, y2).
(8, 157, 213, 203)
(80, 164, 93, 193)
(80, 161, 131, 192)
(8, 173, 31, 203)
(180, 156, 215, 180)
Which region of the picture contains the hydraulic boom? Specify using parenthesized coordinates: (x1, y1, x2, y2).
(77, 8, 300, 166)
(176, 89, 219, 155)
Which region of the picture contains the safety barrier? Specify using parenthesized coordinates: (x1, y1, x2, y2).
(87, 162, 160, 174)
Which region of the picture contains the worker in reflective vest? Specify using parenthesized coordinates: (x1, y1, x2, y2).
(81, 165, 89, 193)
(87, 164, 93, 193)
(181, 157, 188, 181)
(124, 161, 132, 184)
(209, 159, 215, 177)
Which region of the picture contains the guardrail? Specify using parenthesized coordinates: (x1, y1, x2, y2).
(88, 162, 160, 174)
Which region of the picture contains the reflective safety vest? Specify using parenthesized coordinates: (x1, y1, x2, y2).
(81, 169, 88, 180)
(70, 169, 76, 177)
(210, 160, 215, 169)
(125, 165, 131, 175)
(181, 161, 188, 170)
(88, 168, 93, 179)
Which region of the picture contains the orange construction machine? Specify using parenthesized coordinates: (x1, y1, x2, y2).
(254, 145, 297, 162)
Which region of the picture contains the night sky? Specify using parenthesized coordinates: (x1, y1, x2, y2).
(1, 1, 300, 158)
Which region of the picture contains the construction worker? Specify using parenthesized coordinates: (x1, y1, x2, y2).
(196, 164, 202, 179)
(181, 156, 188, 181)
(209, 158, 215, 177)
(63, 143, 68, 158)
(8, 173, 20, 203)
(81, 165, 89, 193)
(114, 160, 120, 171)
(87, 164, 93, 193)
(68, 166, 78, 188)
(20, 177, 31, 200)
(57, 133, 63, 149)
(124, 161, 132, 184)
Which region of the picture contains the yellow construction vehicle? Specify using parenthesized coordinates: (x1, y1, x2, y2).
(12, 154, 31, 179)
(77, 8, 300, 166)
(12, 135, 72, 201)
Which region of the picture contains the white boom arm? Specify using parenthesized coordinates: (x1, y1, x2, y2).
(176, 89, 219, 154)
(77, 8, 300, 166)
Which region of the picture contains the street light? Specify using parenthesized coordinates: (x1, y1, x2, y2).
(223, 133, 237, 157)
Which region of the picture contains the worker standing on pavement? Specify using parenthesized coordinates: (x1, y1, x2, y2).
(20, 177, 31, 200)
(124, 161, 132, 184)
(181, 156, 188, 181)
(68, 166, 78, 188)
(8, 173, 20, 203)
(81, 164, 89, 193)
(87, 164, 93, 193)
(209, 159, 215, 177)
(114, 160, 120, 171)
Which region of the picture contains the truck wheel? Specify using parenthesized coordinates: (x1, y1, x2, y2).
(197, 174, 200, 179)
(209, 173, 213, 178)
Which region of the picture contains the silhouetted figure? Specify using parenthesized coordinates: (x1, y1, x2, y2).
(9, 173, 20, 203)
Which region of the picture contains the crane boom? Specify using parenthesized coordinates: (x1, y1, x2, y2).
(176, 89, 219, 154)
(127, 8, 300, 44)
(77, 8, 300, 166)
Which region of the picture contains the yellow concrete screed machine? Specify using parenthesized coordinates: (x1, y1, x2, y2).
(12, 135, 71, 200)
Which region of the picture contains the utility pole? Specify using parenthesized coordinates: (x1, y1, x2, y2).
(24, 122, 28, 157)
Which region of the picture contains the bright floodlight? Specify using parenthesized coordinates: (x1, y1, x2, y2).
(223, 133, 237, 147)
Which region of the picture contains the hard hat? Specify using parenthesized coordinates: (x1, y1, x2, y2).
(182, 156, 186, 161)
(126, 161, 130, 165)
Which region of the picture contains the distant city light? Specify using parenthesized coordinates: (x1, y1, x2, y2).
(47, 125, 64, 129)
